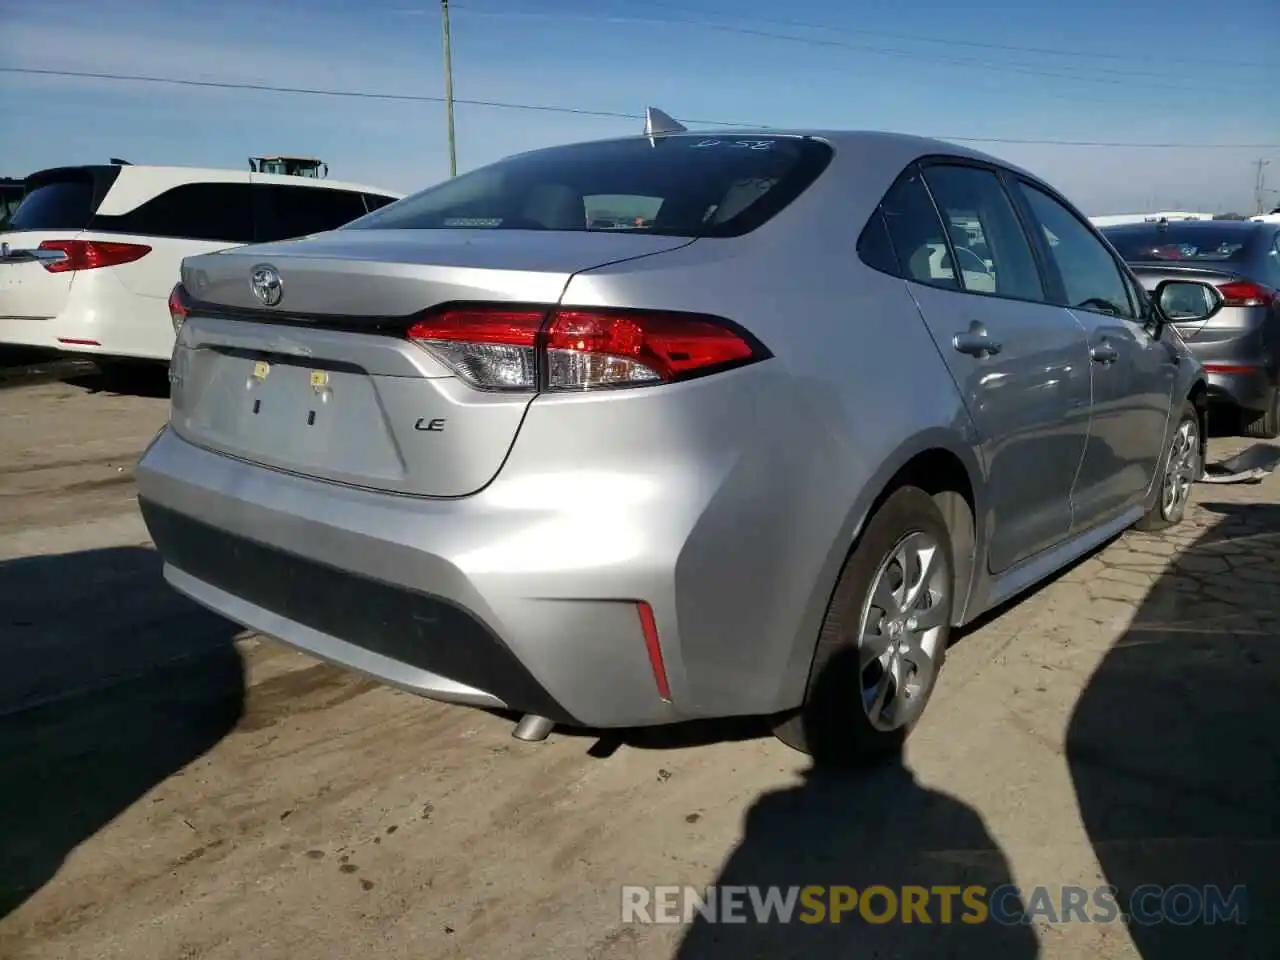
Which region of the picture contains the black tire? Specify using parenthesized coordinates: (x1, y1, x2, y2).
(774, 486, 955, 767)
(1135, 399, 1201, 532)
(1241, 388, 1280, 440)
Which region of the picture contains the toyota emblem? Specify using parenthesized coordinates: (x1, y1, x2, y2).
(250, 264, 283, 306)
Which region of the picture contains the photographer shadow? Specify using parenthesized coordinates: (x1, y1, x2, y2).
(674, 644, 1038, 958)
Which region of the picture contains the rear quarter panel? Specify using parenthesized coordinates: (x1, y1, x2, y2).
(555, 169, 983, 714)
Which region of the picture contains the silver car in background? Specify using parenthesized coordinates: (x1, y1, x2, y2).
(1102, 219, 1280, 438)
(138, 112, 1217, 766)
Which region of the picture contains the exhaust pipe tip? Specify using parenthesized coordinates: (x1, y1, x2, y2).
(512, 714, 555, 743)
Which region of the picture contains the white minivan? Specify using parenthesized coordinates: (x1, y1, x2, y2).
(0, 163, 402, 362)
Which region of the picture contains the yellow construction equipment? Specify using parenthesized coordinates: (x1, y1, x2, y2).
(248, 156, 328, 178)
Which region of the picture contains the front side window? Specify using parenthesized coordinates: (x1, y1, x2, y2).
(345, 135, 833, 238)
(1018, 183, 1137, 319)
(920, 164, 1044, 302)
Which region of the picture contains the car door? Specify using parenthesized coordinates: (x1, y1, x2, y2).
(878, 162, 1092, 573)
(1013, 180, 1177, 530)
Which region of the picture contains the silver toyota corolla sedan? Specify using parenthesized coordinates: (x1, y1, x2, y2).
(138, 110, 1219, 765)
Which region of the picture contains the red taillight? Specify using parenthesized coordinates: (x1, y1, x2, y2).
(407, 308, 545, 390)
(168, 283, 190, 332)
(1216, 280, 1275, 307)
(405, 305, 766, 391)
(37, 239, 152, 273)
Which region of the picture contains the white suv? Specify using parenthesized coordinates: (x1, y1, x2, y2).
(0, 164, 402, 362)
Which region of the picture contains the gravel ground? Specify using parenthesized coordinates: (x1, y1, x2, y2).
(1, 370, 1276, 960)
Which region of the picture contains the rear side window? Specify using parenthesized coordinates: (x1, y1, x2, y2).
(1104, 225, 1254, 263)
(856, 209, 900, 275)
(877, 167, 959, 289)
(345, 135, 833, 238)
(93, 183, 254, 243)
(9, 177, 97, 231)
(255, 185, 370, 242)
(920, 164, 1044, 302)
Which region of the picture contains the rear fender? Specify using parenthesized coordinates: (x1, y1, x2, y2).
(776, 424, 987, 709)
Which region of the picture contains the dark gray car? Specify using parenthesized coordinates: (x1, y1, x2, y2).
(1103, 220, 1280, 437)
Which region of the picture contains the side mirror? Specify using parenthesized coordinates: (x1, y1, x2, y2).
(1152, 279, 1224, 325)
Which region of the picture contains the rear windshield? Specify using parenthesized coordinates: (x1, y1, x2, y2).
(1104, 226, 1254, 263)
(8, 176, 98, 231)
(345, 135, 833, 238)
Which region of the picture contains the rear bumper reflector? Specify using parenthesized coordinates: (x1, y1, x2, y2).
(636, 601, 672, 702)
(57, 338, 100, 346)
(1204, 363, 1262, 374)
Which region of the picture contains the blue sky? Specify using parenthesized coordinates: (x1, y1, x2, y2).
(2, 0, 1277, 214)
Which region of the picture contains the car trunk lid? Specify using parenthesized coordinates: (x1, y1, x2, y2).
(170, 229, 694, 497)
(0, 166, 122, 322)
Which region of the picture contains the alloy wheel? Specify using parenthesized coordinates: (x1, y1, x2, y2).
(856, 531, 950, 732)
(1161, 418, 1200, 520)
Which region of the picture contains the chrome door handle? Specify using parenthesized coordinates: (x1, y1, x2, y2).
(0, 247, 67, 266)
(952, 324, 1002, 358)
(1091, 341, 1118, 365)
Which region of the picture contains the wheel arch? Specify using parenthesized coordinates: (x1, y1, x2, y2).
(781, 427, 986, 707)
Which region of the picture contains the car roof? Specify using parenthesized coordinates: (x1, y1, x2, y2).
(25, 163, 401, 200)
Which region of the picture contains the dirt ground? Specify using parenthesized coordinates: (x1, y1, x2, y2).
(1, 365, 1277, 960)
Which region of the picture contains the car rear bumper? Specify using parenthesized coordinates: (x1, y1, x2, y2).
(136, 429, 686, 727)
(1204, 367, 1274, 411)
(135, 406, 829, 728)
(139, 497, 579, 720)
(1185, 316, 1277, 412)
(0, 270, 175, 360)
(0, 316, 60, 351)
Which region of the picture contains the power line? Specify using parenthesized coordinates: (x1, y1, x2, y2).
(591, 0, 1278, 71)
(4, 66, 1279, 150)
(451, 1, 1272, 94)
(0, 66, 761, 125)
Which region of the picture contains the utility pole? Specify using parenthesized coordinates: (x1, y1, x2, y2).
(441, 0, 457, 177)
(1254, 158, 1270, 216)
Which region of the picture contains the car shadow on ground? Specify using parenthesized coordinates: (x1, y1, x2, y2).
(0, 546, 244, 919)
(669, 643, 1037, 958)
(64, 361, 170, 399)
(1067, 500, 1280, 957)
